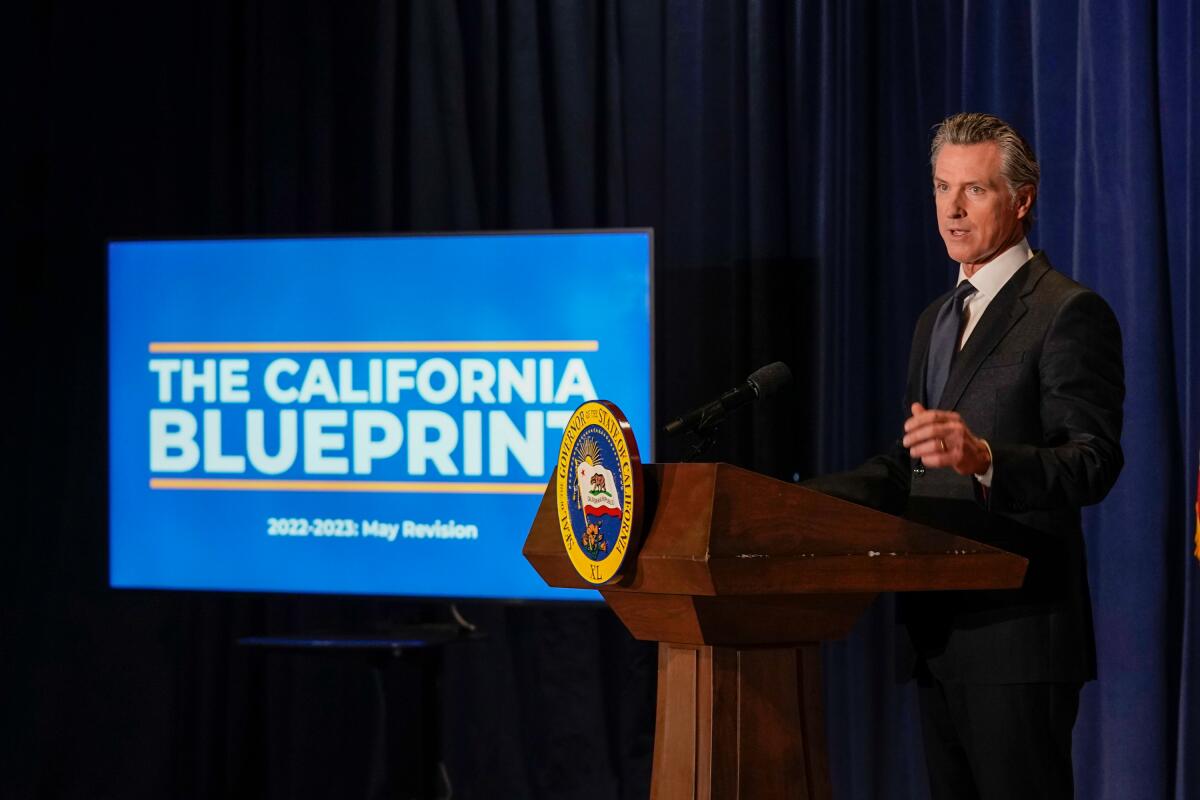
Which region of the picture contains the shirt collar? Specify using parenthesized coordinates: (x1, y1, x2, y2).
(956, 238, 1034, 298)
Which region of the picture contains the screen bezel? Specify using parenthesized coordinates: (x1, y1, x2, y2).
(105, 227, 655, 605)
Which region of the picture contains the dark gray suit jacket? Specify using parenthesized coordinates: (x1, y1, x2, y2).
(807, 252, 1124, 684)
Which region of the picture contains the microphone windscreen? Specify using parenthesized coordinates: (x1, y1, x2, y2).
(746, 361, 792, 398)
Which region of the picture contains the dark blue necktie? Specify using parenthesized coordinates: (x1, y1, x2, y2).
(924, 280, 977, 408)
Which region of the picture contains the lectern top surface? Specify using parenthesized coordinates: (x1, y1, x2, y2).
(525, 463, 1028, 597)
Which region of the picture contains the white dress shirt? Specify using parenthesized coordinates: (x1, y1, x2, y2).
(955, 238, 1034, 486)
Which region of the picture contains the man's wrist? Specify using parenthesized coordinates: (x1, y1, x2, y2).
(974, 438, 994, 486)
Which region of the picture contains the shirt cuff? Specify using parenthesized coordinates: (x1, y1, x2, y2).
(975, 439, 994, 487)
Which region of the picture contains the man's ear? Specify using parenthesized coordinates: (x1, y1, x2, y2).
(1014, 185, 1035, 220)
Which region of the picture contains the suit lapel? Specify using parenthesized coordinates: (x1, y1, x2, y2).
(939, 253, 1050, 411)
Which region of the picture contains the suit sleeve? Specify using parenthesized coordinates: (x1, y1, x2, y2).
(987, 290, 1125, 511)
(801, 437, 911, 515)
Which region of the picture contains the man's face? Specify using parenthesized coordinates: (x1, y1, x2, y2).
(933, 141, 1031, 268)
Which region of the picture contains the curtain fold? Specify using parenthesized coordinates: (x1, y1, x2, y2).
(1158, 3, 1200, 799)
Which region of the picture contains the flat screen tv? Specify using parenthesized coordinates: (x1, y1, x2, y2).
(108, 230, 653, 601)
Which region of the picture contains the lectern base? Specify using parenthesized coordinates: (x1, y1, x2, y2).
(651, 643, 831, 800)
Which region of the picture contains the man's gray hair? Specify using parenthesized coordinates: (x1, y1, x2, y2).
(930, 112, 1040, 232)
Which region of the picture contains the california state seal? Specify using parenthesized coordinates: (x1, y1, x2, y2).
(555, 400, 643, 585)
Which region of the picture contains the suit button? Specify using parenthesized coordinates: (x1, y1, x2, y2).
(912, 461, 925, 477)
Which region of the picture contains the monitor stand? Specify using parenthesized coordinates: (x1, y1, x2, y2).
(238, 621, 482, 800)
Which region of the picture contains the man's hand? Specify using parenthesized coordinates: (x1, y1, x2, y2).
(902, 402, 992, 476)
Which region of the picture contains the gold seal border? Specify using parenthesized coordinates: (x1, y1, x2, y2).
(555, 401, 636, 585)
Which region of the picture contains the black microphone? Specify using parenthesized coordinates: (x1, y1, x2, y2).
(663, 362, 792, 437)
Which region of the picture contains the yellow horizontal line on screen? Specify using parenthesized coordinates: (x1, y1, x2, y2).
(147, 341, 600, 354)
(149, 478, 548, 495)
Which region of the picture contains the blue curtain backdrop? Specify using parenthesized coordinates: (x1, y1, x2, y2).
(4, 1, 1198, 798)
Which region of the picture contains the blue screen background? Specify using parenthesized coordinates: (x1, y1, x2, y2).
(108, 232, 653, 600)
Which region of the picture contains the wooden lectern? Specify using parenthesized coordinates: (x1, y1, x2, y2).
(524, 462, 1027, 800)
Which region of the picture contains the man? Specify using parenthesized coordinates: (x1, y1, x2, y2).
(807, 113, 1124, 798)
